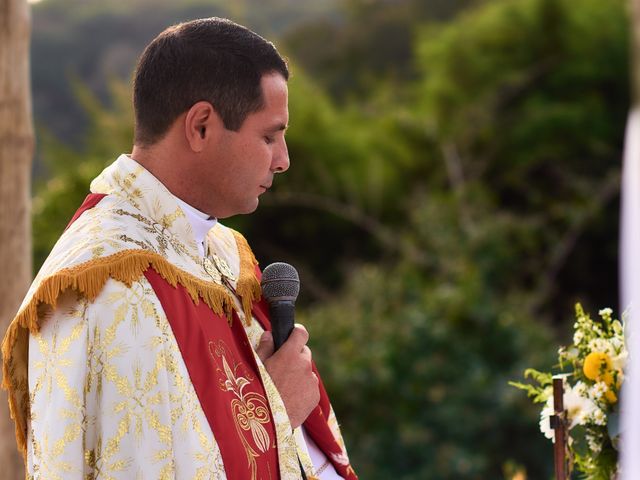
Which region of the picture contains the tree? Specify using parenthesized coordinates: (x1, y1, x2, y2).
(0, 0, 33, 477)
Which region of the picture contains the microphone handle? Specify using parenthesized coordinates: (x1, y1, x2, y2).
(267, 299, 307, 480)
(269, 300, 296, 350)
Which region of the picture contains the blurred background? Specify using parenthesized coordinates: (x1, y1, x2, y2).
(20, 0, 630, 477)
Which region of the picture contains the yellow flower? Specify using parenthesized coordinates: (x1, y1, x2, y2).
(602, 371, 615, 387)
(605, 389, 617, 404)
(583, 352, 611, 380)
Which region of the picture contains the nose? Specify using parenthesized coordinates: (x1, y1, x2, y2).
(272, 137, 290, 174)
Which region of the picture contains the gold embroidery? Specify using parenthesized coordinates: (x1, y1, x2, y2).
(203, 257, 222, 283)
(160, 207, 185, 230)
(115, 208, 195, 262)
(31, 431, 76, 480)
(29, 296, 89, 479)
(193, 421, 226, 479)
(110, 355, 167, 443)
(114, 168, 144, 210)
(259, 372, 301, 479)
(209, 340, 272, 480)
(211, 252, 237, 283)
(31, 299, 84, 408)
(85, 296, 129, 402)
(84, 419, 134, 479)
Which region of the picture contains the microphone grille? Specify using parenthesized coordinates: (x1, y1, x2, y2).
(261, 262, 300, 301)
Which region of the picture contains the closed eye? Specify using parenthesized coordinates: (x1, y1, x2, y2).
(264, 136, 275, 145)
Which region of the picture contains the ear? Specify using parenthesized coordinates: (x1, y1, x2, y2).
(184, 101, 222, 152)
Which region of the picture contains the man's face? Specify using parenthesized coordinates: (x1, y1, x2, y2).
(201, 72, 289, 218)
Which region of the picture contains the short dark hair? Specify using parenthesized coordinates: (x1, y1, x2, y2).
(133, 17, 289, 146)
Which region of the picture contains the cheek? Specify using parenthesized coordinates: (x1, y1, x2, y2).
(245, 143, 272, 170)
(227, 140, 272, 182)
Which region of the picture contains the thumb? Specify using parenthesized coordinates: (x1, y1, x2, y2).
(256, 331, 274, 363)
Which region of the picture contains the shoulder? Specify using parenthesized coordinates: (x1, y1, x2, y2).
(206, 223, 261, 320)
(210, 222, 253, 249)
(207, 222, 259, 282)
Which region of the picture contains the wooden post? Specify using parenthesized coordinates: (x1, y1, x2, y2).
(0, 0, 33, 478)
(550, 376, 568, 480)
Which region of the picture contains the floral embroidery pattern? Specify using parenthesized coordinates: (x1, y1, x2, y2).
(209, 340, 272, 480)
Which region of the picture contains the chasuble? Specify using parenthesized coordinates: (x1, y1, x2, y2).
(2, 155, 357, 480)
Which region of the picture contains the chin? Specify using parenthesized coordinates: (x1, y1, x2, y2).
(246, 199, 260, 213)
(216, 198, 260, 219)
(236, 199, 260, 216)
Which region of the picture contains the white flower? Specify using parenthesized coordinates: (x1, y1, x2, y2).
(587, 433, 602, 454)
(560, 346, 579, 362)
(591, 407, 607, 426)
(574, 330, 585, 345)
(588, 338, 614, 356)
(612, 320, 623, 335)
(574, 381, 588, 396)
(591, 381, 607, 400)
(564, 383, 598, 428)
(539, 397, 555, 441)
(611, 350, 628, 373)
(610, 336, 624, 353)
(539, 382, 599, 441)
(599, 308, 613, 318)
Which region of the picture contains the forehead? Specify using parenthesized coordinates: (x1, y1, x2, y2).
(245, 73, 288, 127)
(260, 72, 288, 105)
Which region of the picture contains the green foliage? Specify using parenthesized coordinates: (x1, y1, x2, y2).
(285, 71, 416, 212)
(509, 368, 553, 403)
(303, 199, 556, 478)
(282, 0, 475, 100)
(412, 0, 627, 320)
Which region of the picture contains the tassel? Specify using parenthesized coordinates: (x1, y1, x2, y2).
(232, 230, 262, 324)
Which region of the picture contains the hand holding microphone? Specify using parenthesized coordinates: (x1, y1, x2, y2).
(256, 263, 320, 429)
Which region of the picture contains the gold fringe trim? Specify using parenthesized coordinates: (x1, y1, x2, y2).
(232, 229, 262, 324)
(1, 247, 258, 461)
(1, 324, 29, 462)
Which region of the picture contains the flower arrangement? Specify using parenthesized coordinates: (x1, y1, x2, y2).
(510, 304, 628, 479)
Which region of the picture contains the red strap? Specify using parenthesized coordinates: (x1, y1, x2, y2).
(65, 193, 107, 230)
(145, 268, 281, 480)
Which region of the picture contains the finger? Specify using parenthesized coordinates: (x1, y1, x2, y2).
(255, 331, 274, 363)
(292, 323, 309, 340)
(280, 324, 309, 354)
(301, 345, 312, 361)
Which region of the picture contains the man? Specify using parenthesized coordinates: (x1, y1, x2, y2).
(2, 18, 356, 479)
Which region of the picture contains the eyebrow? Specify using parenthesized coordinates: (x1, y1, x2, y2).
(268, 123, 289, 133)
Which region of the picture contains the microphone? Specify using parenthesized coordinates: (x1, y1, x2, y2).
(260, 263, 309, 480)
(260, 262, 300, 350)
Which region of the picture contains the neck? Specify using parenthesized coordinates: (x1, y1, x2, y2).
(130, 142, 198, 209)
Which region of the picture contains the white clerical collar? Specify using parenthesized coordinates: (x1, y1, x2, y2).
(174, 196, 217, 257)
